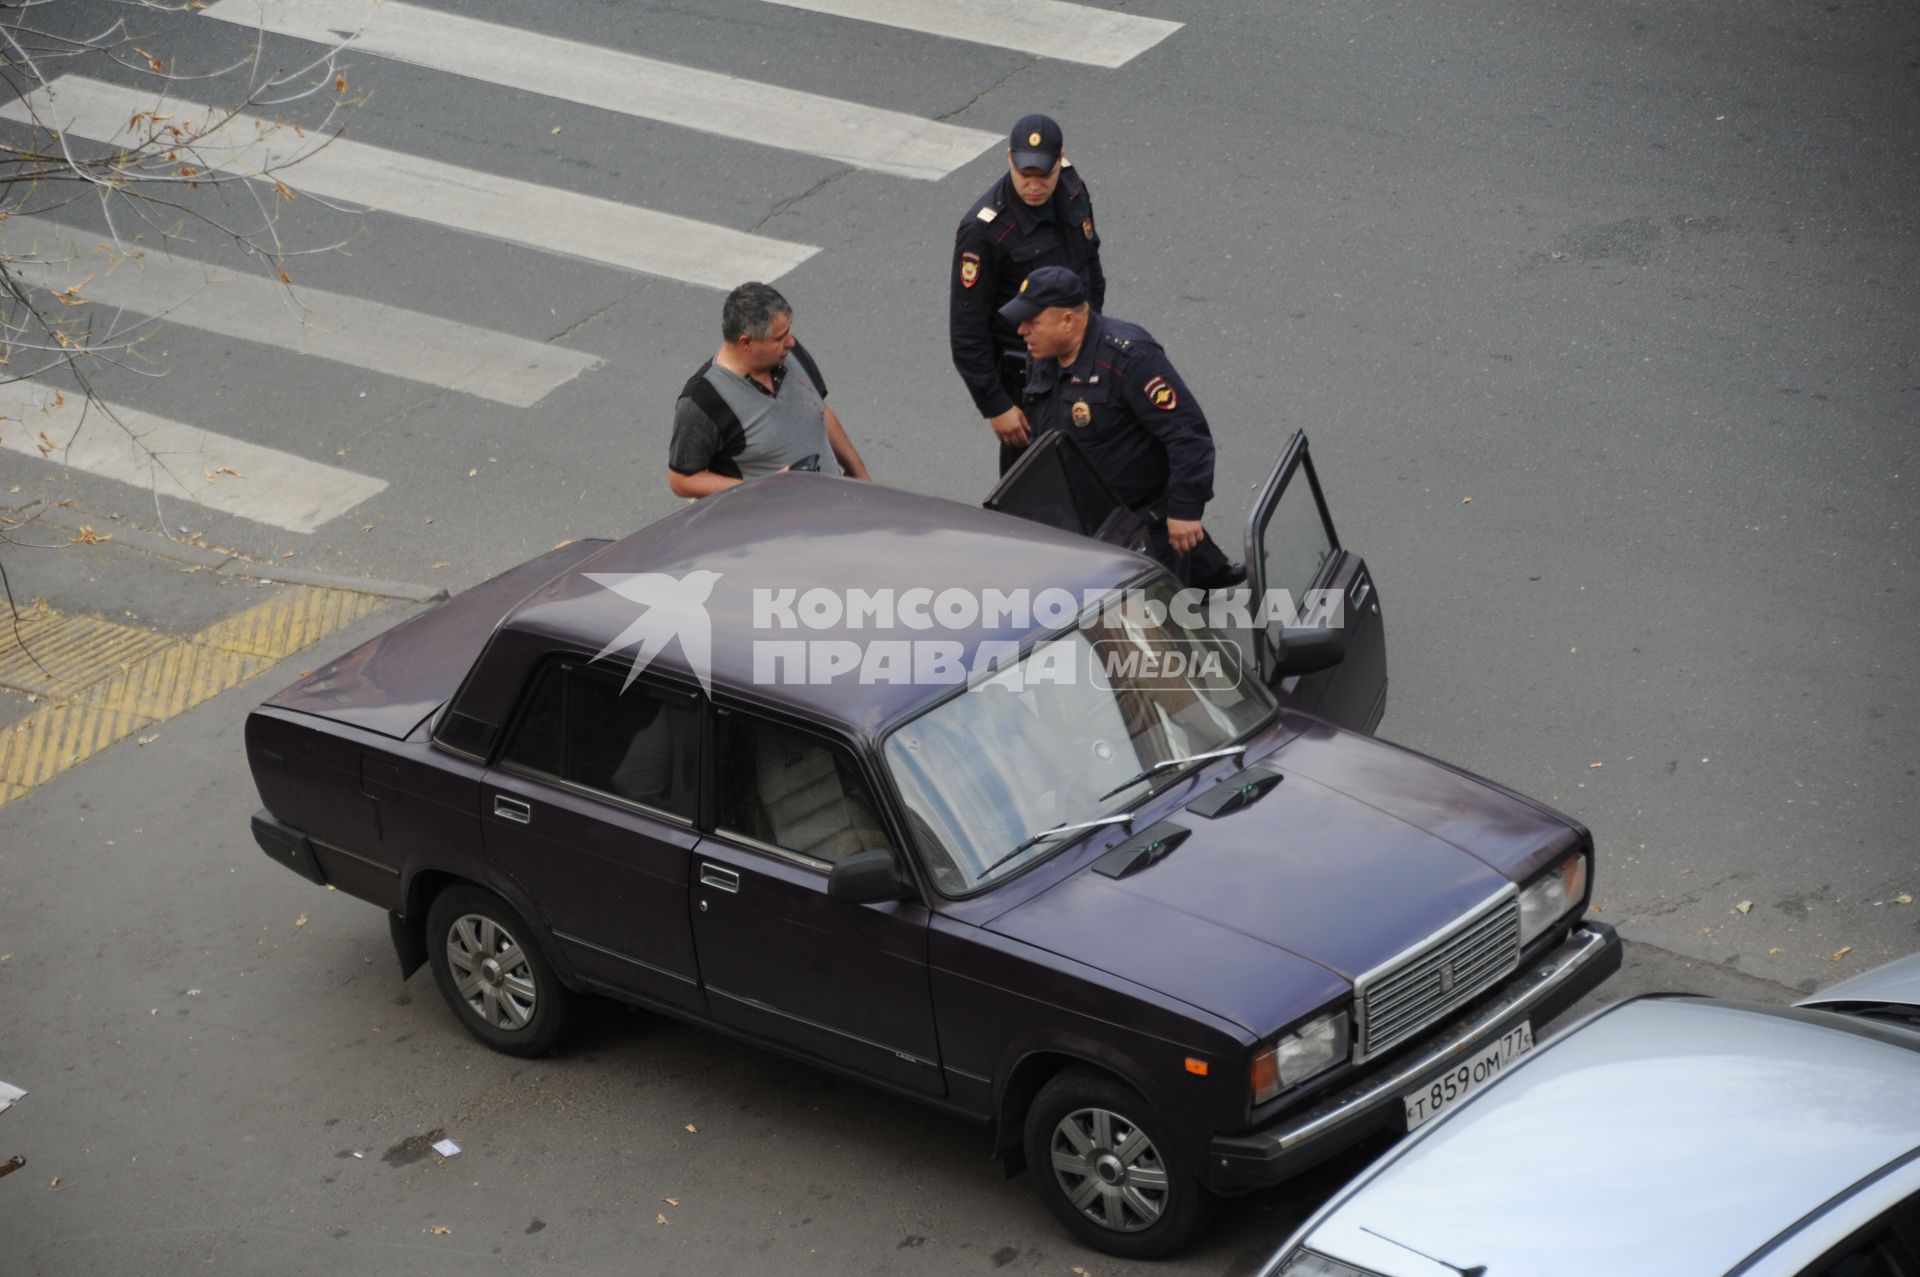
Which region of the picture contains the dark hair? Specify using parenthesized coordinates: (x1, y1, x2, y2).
(722, 282, 792, 344)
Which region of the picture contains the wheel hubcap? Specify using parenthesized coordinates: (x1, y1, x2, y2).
(446, 913, 537, 1031)
(1048, 1106, 1170, 1234)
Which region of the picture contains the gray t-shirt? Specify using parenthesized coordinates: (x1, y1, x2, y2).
(668, 349, 831, 480)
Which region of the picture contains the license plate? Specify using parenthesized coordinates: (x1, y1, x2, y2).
(1402, 1021, 1533, 1132)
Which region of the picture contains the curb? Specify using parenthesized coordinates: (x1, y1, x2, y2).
(5, 503, 449, 605)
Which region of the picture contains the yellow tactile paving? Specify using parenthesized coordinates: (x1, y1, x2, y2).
(0, 585, 393, 809)
(0, 609, 176, 695)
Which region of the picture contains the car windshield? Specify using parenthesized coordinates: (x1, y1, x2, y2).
(883, 579, 1273, 893)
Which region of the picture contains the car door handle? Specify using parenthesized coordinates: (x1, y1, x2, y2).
(493, 796, 531, 825)
(1349, 575, 1372, 612)
(699, 864, 740, 894)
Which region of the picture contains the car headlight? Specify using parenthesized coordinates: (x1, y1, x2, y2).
(1251, 1008, 1349, 1103)
(1518, 853, 1588, 946)
(1277, 1250, 1384, 1277)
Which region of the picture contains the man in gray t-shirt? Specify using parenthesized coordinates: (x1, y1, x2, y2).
(667, 282, 870, 498)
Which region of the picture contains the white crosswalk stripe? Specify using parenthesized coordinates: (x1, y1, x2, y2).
(1, 78, 819, 290)
(0, 384, 386, 534)
(4, 216, 599, 409)
(201, 0, 1000, 181)
(757, 0, 1181, 68)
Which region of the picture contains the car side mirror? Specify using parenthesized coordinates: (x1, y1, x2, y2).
(828, 849, 912, 904)
(1273, 627, 1346, 678)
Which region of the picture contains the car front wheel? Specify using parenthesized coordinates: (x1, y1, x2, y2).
(1023, 1067, 1214, 1259)
(425, 885, 571, 1057)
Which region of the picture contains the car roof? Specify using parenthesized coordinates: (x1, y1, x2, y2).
(1295, 997, 1920, 1277)
(500, 474, 1157, 739)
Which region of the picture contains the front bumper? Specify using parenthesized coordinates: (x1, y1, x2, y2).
(1206, 920, 1621, 1190)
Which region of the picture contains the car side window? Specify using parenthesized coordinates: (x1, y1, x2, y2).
(502, 661, 699, 820)
(1806, 1218, 1920, 1277)
(1258, 460, 1337, 638)
(716, 711, 886, 866)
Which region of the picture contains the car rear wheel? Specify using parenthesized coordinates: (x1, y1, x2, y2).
(1023, 1067, 1214, 1259)
(425, 885, 571, 1057)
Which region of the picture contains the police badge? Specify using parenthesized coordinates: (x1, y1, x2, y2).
(1071, 400, 1093, 427)
(1082, 217, 1095, 241)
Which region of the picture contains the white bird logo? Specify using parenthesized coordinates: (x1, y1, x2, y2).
(584, 570, 723, 694)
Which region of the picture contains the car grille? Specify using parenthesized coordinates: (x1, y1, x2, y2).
(1353, 888, 1521, 1061)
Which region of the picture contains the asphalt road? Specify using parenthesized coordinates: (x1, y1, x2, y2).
(2, 0, 1916, 1271)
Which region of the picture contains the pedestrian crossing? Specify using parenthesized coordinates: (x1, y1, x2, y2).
(0, 0, 1185, 534)
(4, 216, 599, 409)
(200, 0, 1000, 181)
(3, 78, 822, 289)
(758, 0, 1181, 68)
(0, 384, 386, 535)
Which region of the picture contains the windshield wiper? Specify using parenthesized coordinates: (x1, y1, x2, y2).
(982, 813, 1139, 880)
(1096, 743, 1251, 802)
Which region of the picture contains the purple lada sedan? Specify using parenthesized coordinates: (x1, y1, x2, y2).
(246, 436, 1620, 1258)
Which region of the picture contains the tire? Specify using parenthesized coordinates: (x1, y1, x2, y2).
(425, 885, 572, 1057)
(1022, 1067, 1216, 1260)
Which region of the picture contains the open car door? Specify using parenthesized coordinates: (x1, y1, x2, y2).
(1244, 431, 1388, 732)
(981, 429, 1153, 553)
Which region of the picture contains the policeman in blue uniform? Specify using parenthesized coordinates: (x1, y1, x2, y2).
(999, 266, 1241, 587)
(949, 114, 1107, 473)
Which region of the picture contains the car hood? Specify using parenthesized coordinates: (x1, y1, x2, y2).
(1796, 950, 1920, 1017)
(985, 721, 1584, 1033)
(266, 540, 608, 739)
(1285, 998, 1920, 1277)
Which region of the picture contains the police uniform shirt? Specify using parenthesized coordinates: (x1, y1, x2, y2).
(949, 167, 1107, 419)
(1023, 315, 1216, 521)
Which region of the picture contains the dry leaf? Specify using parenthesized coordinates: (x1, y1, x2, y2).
(53, 277, 92, 307)
(71, 526, 109, 545)
(48, 1175, 60, 1188)
(272, 180, 296, 204)
(281, 551, 295, 560)
(277, 267, 293, 285)
(657, 1214, 669, 1226)
(467, 468, 478, 477)
(1830, 946, 1853, 962)
(1735, 900, 1753, 914)
(360, 523, 375, 533)
(663, 1197, 679, 1206)
(431, 561, 450, 569)
(294, 914, 309, 928)
(1588, 761, 1603, 769)
(136, 734, 159, 746)
(36, 432, 57, 457)
(1895, 893, 1913, 905)
(428, 1226, 451, 1236)
(335, 75, 349, 93)
(684, 1123, 698, 1134)
(1769, 947, 1784, 955)
(551, 126, 562, 134)
(1461, 496, 1473, 504)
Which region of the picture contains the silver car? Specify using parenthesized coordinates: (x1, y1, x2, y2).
(1258, 954, 1920, 1277)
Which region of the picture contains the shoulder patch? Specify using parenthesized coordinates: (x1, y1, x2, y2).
(1061, 157, 1074, 169)
(976, 207, 998, 223)
(1143, 376, 1178, 411)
